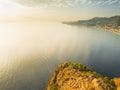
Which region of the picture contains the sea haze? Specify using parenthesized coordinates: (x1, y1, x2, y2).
(0, 22, 120, 90)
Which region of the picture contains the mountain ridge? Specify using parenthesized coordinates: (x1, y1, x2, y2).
(63, 16, 120, 26)
(63, 15, 120, 35)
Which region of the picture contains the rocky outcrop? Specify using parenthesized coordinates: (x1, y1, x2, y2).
(47, 62, 116, 90)
(114, 78, 120, 90)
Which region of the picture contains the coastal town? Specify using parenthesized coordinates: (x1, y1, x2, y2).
(64, 16, 120, 35)
(104, 23, 120, 34)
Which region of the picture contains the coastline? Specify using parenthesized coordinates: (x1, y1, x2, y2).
(62, 22, 120, 36)
(63, 15, 120, 36)
(94, 27, 120, 35)
(104, 29, 120, 35)
(66, 24, 120, 36)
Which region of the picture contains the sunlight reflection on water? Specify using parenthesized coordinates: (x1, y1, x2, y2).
(0, 22, 120, 90)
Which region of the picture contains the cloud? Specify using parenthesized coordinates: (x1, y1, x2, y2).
(103, 0, 119, 5)
(11, 0, 74, 7)
(11, 0, 120, 7)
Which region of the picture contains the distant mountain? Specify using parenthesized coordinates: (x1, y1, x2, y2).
(63, 16, 120, 35)
(47, 62, 116, 90)
(63, 16, 120, 27)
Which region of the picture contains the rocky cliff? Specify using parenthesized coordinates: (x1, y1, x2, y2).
(47, 62, 116, 90)
(114, 78, 120, 90)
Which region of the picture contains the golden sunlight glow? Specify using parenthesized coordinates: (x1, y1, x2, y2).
(0, 0, 92, 21)
(0, 0, 23, 17)
(0, 0, 55, 21)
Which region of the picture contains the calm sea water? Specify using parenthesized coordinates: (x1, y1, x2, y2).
(0, 22, 120, 90)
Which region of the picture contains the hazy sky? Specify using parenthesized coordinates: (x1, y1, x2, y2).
(0, 0, 120, 21)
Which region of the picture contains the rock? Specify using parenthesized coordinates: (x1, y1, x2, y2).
(46, 62, 116, 90)
(114, 78, 120, 90)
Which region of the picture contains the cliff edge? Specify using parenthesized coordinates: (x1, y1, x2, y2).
(47, 62, 116, 90)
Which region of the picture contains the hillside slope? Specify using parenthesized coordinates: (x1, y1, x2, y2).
(47, 62, 116, 90)
(63, 16, 120, 27)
